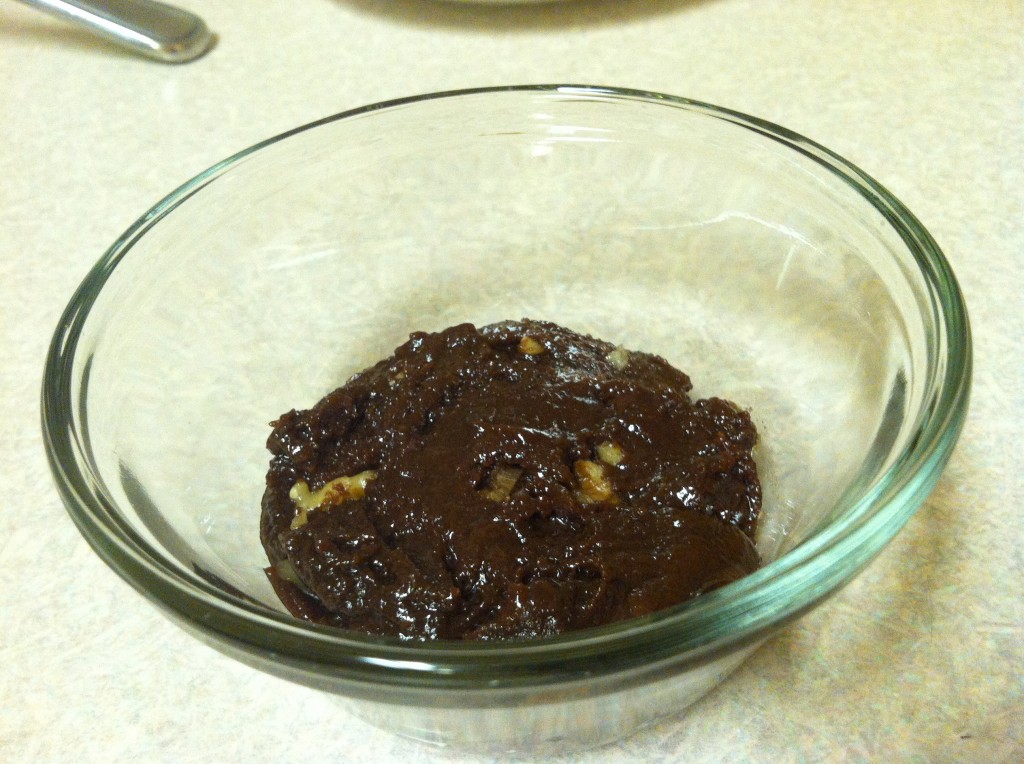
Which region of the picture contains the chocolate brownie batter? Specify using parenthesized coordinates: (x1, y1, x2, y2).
(261, 320, 761, 640)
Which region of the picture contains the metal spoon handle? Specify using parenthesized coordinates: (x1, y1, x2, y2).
(17, 0, 214, 63)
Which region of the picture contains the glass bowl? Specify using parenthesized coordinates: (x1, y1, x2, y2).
(42, 85, 971, 755)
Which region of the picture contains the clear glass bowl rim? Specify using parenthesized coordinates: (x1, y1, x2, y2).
(41, 84, 972, 692)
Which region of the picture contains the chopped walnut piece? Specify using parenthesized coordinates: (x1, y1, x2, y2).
(595, 441, 625, 466)
(606, 347, 630, 369)
(518, 336, 545, 355)
(481, 465, 522, 502)
(574, 459, 618, 505)
(273, 558, 303, 585)
(288, 470, 378, 529)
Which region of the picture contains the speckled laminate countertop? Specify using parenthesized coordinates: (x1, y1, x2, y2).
(1, 1, 1021, 761)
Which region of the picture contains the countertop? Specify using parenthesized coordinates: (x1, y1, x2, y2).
(2, 1, 1021, 761)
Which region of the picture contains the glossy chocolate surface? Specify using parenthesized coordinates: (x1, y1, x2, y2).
(261, 320, 760, 640)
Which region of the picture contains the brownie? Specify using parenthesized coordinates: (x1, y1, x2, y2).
(260, 319, 761, 640)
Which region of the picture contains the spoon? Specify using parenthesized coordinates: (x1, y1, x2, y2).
(17, 0, 215, 63)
